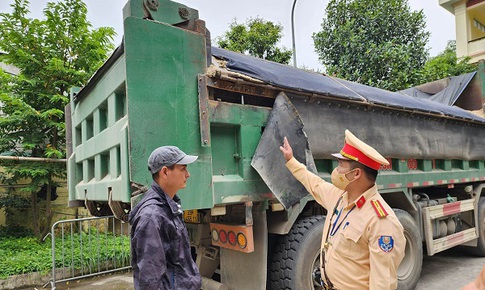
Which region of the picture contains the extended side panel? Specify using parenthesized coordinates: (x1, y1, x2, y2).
(124, 17, 212, 209)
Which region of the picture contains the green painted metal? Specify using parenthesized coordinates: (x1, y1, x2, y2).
(68, 0, 485, 214)
(122, 0, 199, 26)
(313, 158, 485, 191)
(67, 54, 130, 202)
(436, 159, 452, 171)
(209, 102, 272, 204)
(208, 101, 270, 126)
(417, 160, 433, 172)
(123, 16, 211, 210)
(211, 126, 239, 176)
(68, 1, 210, 209)
(392, 159, 409, 173)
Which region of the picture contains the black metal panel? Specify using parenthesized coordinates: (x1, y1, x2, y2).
(251, 93, 316, 209)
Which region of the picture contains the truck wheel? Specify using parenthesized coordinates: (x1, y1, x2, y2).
(394, 209, 423, 290)
(269, 216, 325, 290)
(473, 197, 485, 256)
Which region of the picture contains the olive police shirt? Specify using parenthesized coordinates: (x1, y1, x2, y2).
(286, 157, 405, 290)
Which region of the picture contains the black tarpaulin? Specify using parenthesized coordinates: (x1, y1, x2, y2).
(398, 87, 433, 99)
(211, 47, 485, 123)
(399, 72, 476, 106)
(213, 47, 485, 161)
(212, 47, 365, 102)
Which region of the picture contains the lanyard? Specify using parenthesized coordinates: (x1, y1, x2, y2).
(329, 198, 355, 237)
(321, 195, 346, 289)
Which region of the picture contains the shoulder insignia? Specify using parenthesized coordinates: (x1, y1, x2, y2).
(371, 200, 388, 218)
(378, 236, 394, 253)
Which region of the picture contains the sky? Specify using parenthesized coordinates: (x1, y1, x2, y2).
(0, 0, 456, 71)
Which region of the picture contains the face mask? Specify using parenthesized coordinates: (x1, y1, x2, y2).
(331, 168, 357, 190)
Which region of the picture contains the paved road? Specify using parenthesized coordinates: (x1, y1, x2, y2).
(416, 246, 485, 289)
(20, 247, 485, 289)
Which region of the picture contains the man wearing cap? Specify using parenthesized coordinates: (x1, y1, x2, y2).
(280, 130, 405, 290)
(129, 146, 202, 290)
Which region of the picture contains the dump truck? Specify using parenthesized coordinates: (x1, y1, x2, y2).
(66, 0, 485, 289)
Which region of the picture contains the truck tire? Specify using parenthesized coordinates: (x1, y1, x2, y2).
(394, 209, 423, 290)
(269, 216, 325, 290)
(473, 197, 485, 256)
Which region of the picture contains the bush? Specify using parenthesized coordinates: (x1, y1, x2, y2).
(0, 228, 130, 279)
(0, 225, 33, 239)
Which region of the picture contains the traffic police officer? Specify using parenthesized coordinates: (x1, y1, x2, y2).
(280, 129, 405, 289)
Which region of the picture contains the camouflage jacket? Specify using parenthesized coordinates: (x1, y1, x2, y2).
(129, 182, 202, 290)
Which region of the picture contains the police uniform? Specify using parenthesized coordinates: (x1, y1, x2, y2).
(285, 130, 405, 290)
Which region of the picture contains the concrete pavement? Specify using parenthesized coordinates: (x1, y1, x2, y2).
(56, 271, 133, 290)
(54, 271, 133, 290)
(15, 271, 133, 290)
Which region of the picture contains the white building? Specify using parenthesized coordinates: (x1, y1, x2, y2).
(439, 0, 485, 63)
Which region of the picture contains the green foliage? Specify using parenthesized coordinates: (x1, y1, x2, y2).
(313, 0, 430, 91)
(418, 41, 477, 84)
(0, 189, 30, 225)
(0, 236, 51, 278)
(0, 225, 33, 238)
(216, 17, 293, 64)
(0, 0, 115, 238)
(0, 229, 130, 279)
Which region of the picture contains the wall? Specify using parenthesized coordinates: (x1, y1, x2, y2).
(1, 178, 81, 231)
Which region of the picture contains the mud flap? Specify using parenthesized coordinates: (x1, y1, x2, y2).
(251, 92, 316, 209)
(220, 208, 267, 289)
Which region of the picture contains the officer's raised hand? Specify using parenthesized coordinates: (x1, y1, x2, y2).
(279, 136, 294, 161)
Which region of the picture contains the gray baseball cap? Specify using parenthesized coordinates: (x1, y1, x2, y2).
(148, 146, 198, 174)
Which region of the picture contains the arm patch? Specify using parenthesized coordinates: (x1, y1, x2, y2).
(378, 235, 394, 252)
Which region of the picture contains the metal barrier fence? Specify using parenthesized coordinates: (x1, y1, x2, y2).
(48, 215, 131, 289)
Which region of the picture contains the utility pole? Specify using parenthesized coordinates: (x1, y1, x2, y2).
(291, 0, 298, 67)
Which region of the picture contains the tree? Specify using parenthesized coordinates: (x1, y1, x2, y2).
(313, 0, 430, 91)
(216, 17, 293, 65)
(0, 0, 115, 240)
(418, 40, 477, 83)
